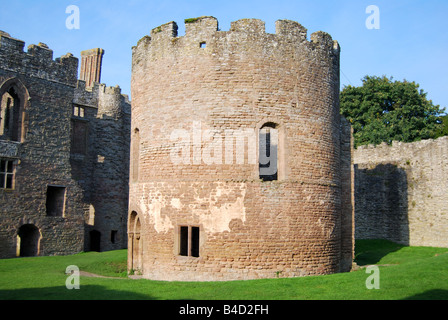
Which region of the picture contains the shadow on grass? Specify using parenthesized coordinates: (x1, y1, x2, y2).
(0, 285, 153, 300)
(355, 239, 404, 266)
(403, 289, 448, 300)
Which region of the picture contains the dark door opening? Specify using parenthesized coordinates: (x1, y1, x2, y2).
(89, 230, 101, 252)
(17, 224, 40, 257)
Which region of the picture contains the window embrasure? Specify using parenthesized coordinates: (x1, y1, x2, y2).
(259, 122, 279, 181)
(179, 226, 200, 258)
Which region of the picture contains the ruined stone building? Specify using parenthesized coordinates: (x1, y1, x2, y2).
(354, 137, 448, 248)
(129, 17, 354, 281)
(2, 13, 445, 281)
(0, 31, 130, 258)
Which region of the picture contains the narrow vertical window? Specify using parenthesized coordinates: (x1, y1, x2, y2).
(10, 88, 21, 142)
(259, 123, 279, 181)
(0, 159, 15, 189)
(191, 227, 200, 258)
(0, 88, 21, 141)
(0, 96, 12, 136)
(131, 128, 140, 182)
(179, 226, 189, 256)
(111, 230, 118, 244)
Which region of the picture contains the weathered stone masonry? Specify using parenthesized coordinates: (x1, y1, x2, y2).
(0, 31, 130, 258)
(354, 137, 448, 248)
(72, 81, 131, 253)
(130, 17, 354, 281)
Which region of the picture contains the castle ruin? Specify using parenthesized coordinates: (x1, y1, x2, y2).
(1, 12, 446, 282)
(0, 31, 130, 258)
(129, 17, 354, 281)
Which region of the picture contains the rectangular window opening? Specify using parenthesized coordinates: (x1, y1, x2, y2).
(111, 230, 118, 244)
(46, 186, 66, 217)
(179, 226, 189, 256)
(191, 227, 200, 258)
(179, 226, 200, 258)
(259, 127, 279, 181)
(73, 106, 85, 118)
(200, 42, 206, 49)
(0, 159, 15, 189)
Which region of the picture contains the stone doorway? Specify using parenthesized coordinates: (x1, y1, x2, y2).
(17, 224, 40, 257)
(129, 211, 142, 274)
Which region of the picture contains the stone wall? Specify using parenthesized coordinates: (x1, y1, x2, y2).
(354, 137, 448, 248)
(130, 17, 354, 281)
(0, 33, 84, 257)
(72, 82, 131, 252)
(0, 31, 130, 258)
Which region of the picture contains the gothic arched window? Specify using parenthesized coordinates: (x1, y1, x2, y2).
(0, 79, 30, 142)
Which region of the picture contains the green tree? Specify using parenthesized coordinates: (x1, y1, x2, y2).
(435, 114, 448, 138)
(340, 75, 445, 147)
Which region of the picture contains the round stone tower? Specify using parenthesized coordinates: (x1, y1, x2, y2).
(129, 17, 354, 281)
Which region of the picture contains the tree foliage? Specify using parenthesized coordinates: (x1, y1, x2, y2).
(340, 75, 445, 147)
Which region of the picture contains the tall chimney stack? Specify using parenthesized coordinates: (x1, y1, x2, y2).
(80, 48, 104, 87)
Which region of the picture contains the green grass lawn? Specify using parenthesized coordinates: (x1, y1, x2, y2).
(0, 240, 447, 300)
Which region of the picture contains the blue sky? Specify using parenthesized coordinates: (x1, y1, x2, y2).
(0, 0, 447, 110)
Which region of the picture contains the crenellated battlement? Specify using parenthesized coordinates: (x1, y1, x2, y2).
(150, 21, 179, 38)
(185, 16, 218, 36)
(0, 31, 78, 86)
(27, 42, 53, 61)
(230, 18, 265, 33)
(133, 17, 340, 65)
(275, 19, 307, 40)
(0, 31, 25, 52)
